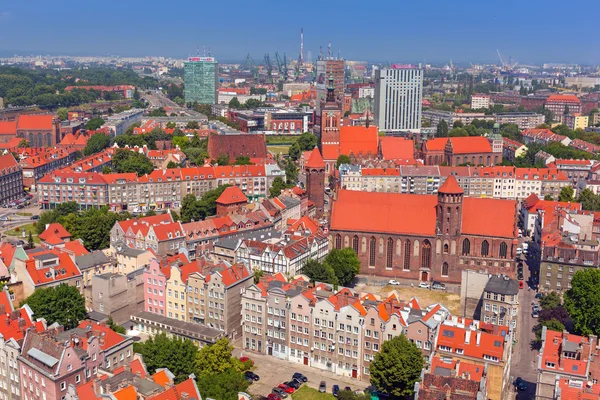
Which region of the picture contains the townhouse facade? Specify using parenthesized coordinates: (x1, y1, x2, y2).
(0, 154, 25, 207)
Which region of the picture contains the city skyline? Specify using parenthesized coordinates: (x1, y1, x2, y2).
(1, 0, 599, 65)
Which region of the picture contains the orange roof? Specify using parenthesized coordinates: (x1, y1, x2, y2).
(75, 381, 102, 400)
(305, 147, 325, 169)
(152, 370, 172, 387)
(0, 242, 16, 267)
(0, 121, 17, 135)
(438, 175, 464, 194)
(547, 94, 580, 103)
(321, 143, 340, 161)
(38, 223, 71, 241)
(26, 250, 81, 286)
(380, 137, 415, 161)
(339, 126, 379, 157)
(60, 132, 76, 145)
(147, 377, 199, 400)
(77, 321, 127, 351)
(17, 114, 55, 130)
(62, 240, 89, 256)
(437, 324, 506, 361)
(447, 136, 492, 154)
(113, 385, 137, 400)
(462, 197, 516, 238)
(129, 358, 147, 378)
(424, 138, 448, 151)
(216, 186, 247, 205)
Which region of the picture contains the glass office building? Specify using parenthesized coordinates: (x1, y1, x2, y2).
(184, 57, 218, 105)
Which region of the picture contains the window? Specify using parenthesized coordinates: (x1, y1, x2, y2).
(386, 238, 393, 269)
(352, 236, 359, 254)
(403, 240, 411, 270)
(441, 262, 449, 277)
(481, 240, 489, 257)
(369, 237, 376, 266)
(335, 234, 342, 250)
(443, 243, 449, 254)
(462, 238, 470, 255)
(60, 382, 66, 391)
(421, 240, 431, 270)
(499, 242, 507, 258)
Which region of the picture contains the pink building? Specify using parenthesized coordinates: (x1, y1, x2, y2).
(144, 259, 166, 316)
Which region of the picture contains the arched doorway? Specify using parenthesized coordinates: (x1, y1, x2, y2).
(421, 271, 429, 282)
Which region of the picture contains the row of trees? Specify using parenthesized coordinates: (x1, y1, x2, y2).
(302, 248, 361, 287)
(134, 335, 250, 400)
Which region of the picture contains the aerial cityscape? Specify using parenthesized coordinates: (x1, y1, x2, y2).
(0, 2, 600, 400)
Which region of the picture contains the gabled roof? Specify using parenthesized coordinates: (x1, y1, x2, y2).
(0, 121, 17, 135)
(380, 137, 415, 161)
(438, 175, 464, 194)
(17, 114, 54, 131)
(38, 223, 71, 241)
(447, 136, 492, 154)
(146, 377, 200, 400)
(216, 186, 247, 205)
(339, 126, 379, 157)
(208, 133, 268, 159)
(305, 147, 325, 169)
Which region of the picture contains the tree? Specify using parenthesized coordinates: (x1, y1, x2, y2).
(565, 269, 600, 335)
(166, 161, 179, 169)
(145, 209, 157, 217)
(544, 194, 554, 201)
(84, 117, 105, 131)
(166, 122, 177, 129)
(216, 153, 230, 166)
(17, 139, 28, 147)
(107, 317, 126, 334)
(196, 370, 249, 400)
(180, 194, 204, 223)
(453, 120, 464, 129)
(535, 319, 566, 341)
(297, 132, 317, 151)
(370, 335, 424, 398)
(336, 154, 351, 169)
(436, 120, 449, 137)
(186, 121, 200, 129)
(57, 107, 68, 121)
(112, 149, 154, 176)
(288, 142, 301, 161)
(269, 176, 286, 198)
(102, 166, 112, 174)
(558, 186, 574, 202)
(27, 231, 34, 249)
(172, 136, 188, 149)
(539, 306, 572, 329)
(21, 284, 86, 330)
(83, 133, 110, 156)
(234, 156, 252, 165)
(540, 291, 562, 310)
(133, 333, 198, 383)
(285, 159, 298, 184)
(228, 97, 241, 109)
(324, 248, 361, 287)
(302, 259, 338, 285)
(196, 338, 242, 375)
(253, 269, 264, 284)
(576, 188, 600, 211)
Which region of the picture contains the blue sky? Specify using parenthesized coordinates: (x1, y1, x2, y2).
(1, 0, 598, 65)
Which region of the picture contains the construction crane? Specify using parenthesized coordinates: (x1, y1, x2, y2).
(496, 49, 518, 72)
(283, 53, 289, 81)
(274, 52, 284, 75)
(244, 53, 258, 81)
(264, 54, 273, 83)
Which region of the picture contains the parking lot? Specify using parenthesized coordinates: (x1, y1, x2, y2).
(232, 345, 369, 398)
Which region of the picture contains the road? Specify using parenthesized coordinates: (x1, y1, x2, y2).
(510, 249, 538, 399)
(142, 90, 203, 117)
(232, 339, 369, 398)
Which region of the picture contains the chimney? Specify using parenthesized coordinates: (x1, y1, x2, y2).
(181, 393, 189, 400)
(476, 332, 481, 346)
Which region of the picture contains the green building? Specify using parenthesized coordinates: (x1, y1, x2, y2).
(184, 57, 218, 105)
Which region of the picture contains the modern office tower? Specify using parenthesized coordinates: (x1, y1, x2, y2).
(374, 66, 423, 133)
(184, 57, 218, 105)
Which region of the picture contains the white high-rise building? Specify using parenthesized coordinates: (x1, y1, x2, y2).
(374, 66, 423, 133)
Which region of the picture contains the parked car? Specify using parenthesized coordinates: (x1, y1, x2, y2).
(278, 384, 294, 394)
(344, 386, 352, 392)
(0, 217, 8, 221)
(292, 373, 307, 382)
(516, 248, 522, 255)
(244, 371, 259, 381)
(31, 215, 39, 220)
(532, 310, 539, 318)
(388, 279, 400, 286)
(239, 356, 253, 365)
(272, 387, 288, 398)
(418, 282, 430, 289)
(432, 282, 446, 290)
(319, 381, 327, 393)
(514, 377, 528, 391)
(285, 380, 300, 389)
(535, 293, 543, 299)
(519, 281, 524, 289)
(333, 385, 339, 397)
(267, 394, 280, 400)
(518, 272, 524, 280)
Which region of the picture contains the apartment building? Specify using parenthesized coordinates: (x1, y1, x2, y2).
(339, 164, 570, 200)
(16, 146, 78, 189)
(471, 94, 490, 110)
(38, 164, 283, 211)
(536, 327, 599, 399)
(0, 154, 25, 207)
(92, 270, 145, 325)
(109, 213, 186, 256)
(522, 128, 571, 146)
(552, 159, 596, 184)
(481, 275, 519, 330)
(495, 112, 545, 129)
(519, 194, 582, 236)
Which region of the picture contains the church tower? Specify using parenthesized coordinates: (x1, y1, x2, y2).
(304, 147, 326, 218)
(436, 174, 464, 237)
(321, 73, 342, 136)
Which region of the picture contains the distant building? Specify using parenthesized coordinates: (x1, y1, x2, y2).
(495, 112, 545, 129)
(545, 94, 582, 118)
(421, 136, 503, 166)
(374, 66, 423, 133)
(184, 57, 218, 105)
(471, 94, 490, 110)
(0, 153, 25, 207)
(562, 113, 589, 130)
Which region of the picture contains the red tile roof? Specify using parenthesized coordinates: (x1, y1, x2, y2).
(113, 385, 137, 400)
(62, 240, 90, 256)
(216, 186, 247, 205)
(147, 377, 200, 400)
(75, 381, 102, 400)
(0, 243, 16, 267)
(25, 249, 82, 286)
(557, 378, 600, 400)
(38, 223, 71, 242)
(448, 136, 492, 154)
(424, 138, 448, 151)
(438, 175, 464, 194)
(462, 197, 516, 238)
(16, 114, 55, 130)
(437, 323, 506, 361)
(152, 369, 173, 387)
(380, 137, 415, 161)
(77, 321, 127, 351)
(207, 133, 268, 160)
(547, 94, 580, 103)
(539, 329, 593, 377)
(0, 153, 20, 174)
(305, 147, 326, 169)
(0, 121, 17, 135)
(339, 126, 379, 157)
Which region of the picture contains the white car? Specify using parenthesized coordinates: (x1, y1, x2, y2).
(418, 282, 430, 289)
(388, 279, 400, 286)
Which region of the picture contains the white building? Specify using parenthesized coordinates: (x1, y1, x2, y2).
(374, 67, 423, 133)
(470, 94, 490, 110)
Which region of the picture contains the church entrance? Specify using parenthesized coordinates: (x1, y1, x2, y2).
(421, 271, 429, 282)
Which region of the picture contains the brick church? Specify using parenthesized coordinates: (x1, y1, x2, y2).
(329, 175, 518, 283)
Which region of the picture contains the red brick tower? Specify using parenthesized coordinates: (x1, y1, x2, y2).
(321, 73, 342, 137)
(436, 175, 464, 237)
(304, 147, 326, 218)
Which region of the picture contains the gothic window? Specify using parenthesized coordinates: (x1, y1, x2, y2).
(487, 155, 491, 165)
(386, 238, 393, 269)
(481, 240, 489, 257)
(443, 243, 449, 254)
(369, 237, 376, 266)
(499, 242, 507, 258)
(441, 262, 449, 277)
(421, 240, 432, 270)
(403, 240, 411, 271)
(335, 234, 342, 250)
(352, 236, 359, 254)
(479, 156, 483, 165)
(462, 238, 470, 255)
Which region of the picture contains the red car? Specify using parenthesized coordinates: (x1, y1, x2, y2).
(267, 394, 280, 400)
(239, 356, 254, 365)
(278, 384, 294, 394)
(519, 281, 524, 289)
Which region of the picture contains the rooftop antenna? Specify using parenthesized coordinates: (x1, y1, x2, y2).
(203, 45, 206, 57)
(337, 50, 340, 60)
(328, 41, 332, 58)
(299, 28, 304, 66)
(319, 46, 323, 61)
(207, 47, 212, 57)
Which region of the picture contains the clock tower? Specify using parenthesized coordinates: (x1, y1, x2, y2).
(321, 73, 342, 136)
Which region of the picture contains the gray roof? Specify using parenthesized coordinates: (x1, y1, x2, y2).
(562, 339, 580, 353)
(133, 311, 223, 341)
(484, 275, 519, 295)
(76, 250, 111, 271)
(113, 241, 147, 257)
(433, 366, 452, 377)
(280, 196, 301, 208)
(87, 311, 108, 322)
(95, 273, 121, 280)
(214, 230, 281, 250)
(32, 253, 58, 262)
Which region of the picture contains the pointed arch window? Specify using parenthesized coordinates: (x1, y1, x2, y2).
(481, 240, 489, 257)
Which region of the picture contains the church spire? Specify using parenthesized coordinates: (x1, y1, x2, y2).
(326, 72, 335, 103)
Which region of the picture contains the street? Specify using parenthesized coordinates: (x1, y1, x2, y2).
(510, 251, 538, 399)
